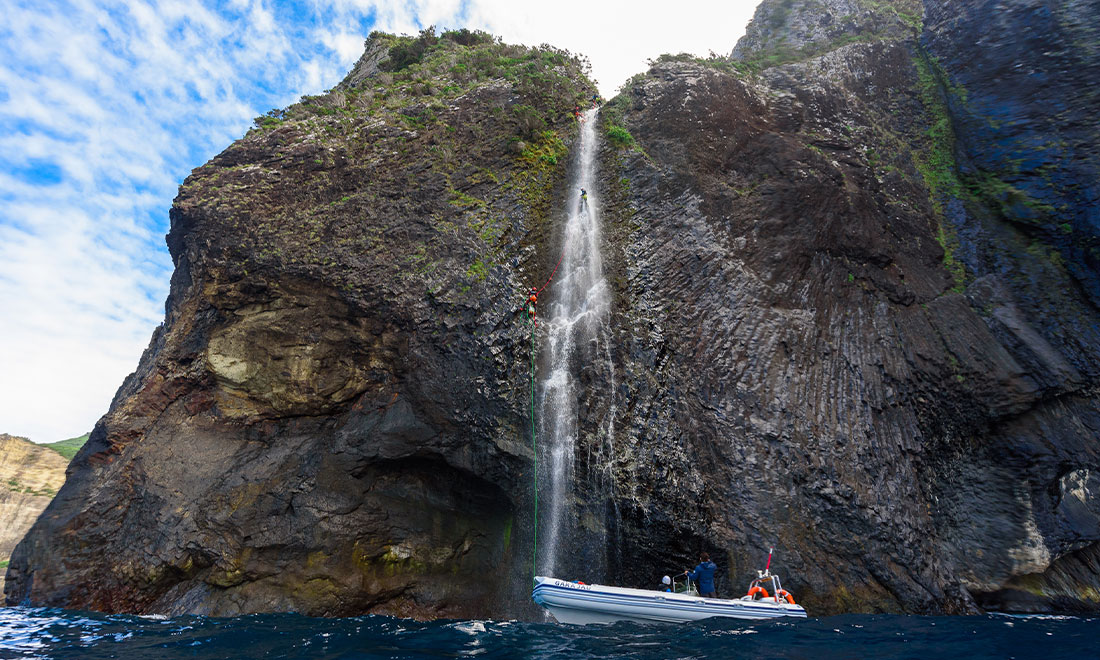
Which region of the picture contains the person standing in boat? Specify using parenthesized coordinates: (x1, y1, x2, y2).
(686, 552, 718, 598)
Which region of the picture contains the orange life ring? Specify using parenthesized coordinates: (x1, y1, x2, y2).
(747, 585, 771, 600)
(777, 589, 796, 604)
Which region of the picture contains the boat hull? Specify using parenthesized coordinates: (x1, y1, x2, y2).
(532, 577, 807, 625)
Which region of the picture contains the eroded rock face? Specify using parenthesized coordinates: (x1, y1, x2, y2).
(921, 0, 1100, 307)
(913, 0, 1100, 614)
(732, 0, 923, 60)
(578, 0, 1100, 614)
(8, 3, 1100, 618)
(5, 33, 592, 618)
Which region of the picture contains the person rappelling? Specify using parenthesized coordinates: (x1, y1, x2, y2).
(526, 287, 538, 326)
(580, 188, 587, 202)
(573, 104, 582, 122)
(590, 93, 601, 108)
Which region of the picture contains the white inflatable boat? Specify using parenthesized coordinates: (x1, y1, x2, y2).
(532, 570, 807, 625)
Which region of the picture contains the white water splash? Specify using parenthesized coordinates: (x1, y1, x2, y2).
(538, 108, 611, 577)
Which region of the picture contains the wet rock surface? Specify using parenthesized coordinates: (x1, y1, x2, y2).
(921, 0, 1100, 306)
(7, 3, 1100, 618)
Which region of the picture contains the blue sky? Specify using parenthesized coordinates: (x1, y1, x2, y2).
(0, 0, 760, 443)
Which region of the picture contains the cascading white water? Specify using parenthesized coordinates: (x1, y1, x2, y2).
(538, 108, 610, 577)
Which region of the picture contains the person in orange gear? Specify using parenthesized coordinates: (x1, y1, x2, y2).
(526, 287, 538, 325)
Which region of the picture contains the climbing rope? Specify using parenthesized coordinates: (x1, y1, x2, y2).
(526, 242, 567, 582)
(529, 316, 538, 582)
(536, 244, 566, 296)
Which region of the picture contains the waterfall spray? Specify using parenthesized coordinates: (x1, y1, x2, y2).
(536, 108, 611, 577)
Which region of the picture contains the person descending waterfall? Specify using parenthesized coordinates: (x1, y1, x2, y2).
(685, 552, 718, 598)
(535, 82, 610, 580)
(573, 104, 582, 122)
(580, 188, 587, 202)
(590, 94, 601, 108)
(526, 287, 538, 326)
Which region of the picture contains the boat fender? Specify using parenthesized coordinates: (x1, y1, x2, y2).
(747, 585, 770, 600)
(777, 589, 796, 604)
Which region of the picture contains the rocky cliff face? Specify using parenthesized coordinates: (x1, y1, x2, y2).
(6, 30, 593, 618)
(589, 0, 1100, 614)
(731, 0, 923, 61)
(915, 0, 1100, 611)
(1, 434, 68, 593)
(8, 3, 1100, 618)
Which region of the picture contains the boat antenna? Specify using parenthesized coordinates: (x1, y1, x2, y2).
(764, 546, 774, 574)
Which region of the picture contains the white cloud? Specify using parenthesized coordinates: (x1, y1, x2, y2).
(0, 0, 760, 443)
(464, 0, 761, 95)
(0, 0, 344, 442)
(319, 0, 762, 95)
(325, 32, 369, 63)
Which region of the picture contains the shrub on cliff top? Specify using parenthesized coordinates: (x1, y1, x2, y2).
(253, 108, 286, 129)
(649, 52, 738, 75)
(257, 30, 593, 163)
(441, 28, 496, 47)
(381, 27, 439, 72)
(364, 29, 590, 119)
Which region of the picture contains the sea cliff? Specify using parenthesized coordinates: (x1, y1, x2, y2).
(7, 1, 1100, 617)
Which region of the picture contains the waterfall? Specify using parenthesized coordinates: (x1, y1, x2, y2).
(537, 108, 611, 578)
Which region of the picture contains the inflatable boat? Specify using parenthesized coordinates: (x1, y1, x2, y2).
(532, 569, 807, 625)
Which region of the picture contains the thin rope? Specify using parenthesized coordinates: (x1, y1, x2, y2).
(529, 316, 538, 582)
(536, 244, 566, 296)
(528, 236, 568, 581)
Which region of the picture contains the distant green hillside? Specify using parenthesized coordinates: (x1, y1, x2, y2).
(42, 433, 89, 461)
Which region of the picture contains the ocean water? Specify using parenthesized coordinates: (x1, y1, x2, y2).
(0, 607, 1096, 659)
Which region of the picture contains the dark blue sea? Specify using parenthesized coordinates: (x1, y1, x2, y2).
(1, 606, 1096, 659)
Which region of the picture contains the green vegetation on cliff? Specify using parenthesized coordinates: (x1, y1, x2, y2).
(5, 478, 57, 498)
(648, 52, 743, 74)
(911, 48, 1071, 291)
(1, 433, 68, 570)
(254, 28, 590, 142)
(179, 28, 595, 299)
(911, 51, 967, 291)
(42, 433, 89, 461)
